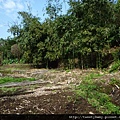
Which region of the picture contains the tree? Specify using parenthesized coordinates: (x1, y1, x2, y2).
(6, 0, 119, 68)
(9, 11, 45, 64)
(11, 44, 21, 61)
(46, 0, 62, 19)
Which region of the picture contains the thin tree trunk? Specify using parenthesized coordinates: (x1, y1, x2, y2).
(81, 54, 84, 69)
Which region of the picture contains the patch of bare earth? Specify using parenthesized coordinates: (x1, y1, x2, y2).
(0, 90, 100, 114)
(0, 68, 119, 114)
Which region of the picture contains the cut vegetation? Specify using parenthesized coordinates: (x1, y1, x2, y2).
(0, 65, 119, 114)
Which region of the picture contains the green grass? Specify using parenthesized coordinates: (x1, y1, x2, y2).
(75, 73, 120, 114)
(109, 60, 120, 73)
(0, 87, 18, 93)
(0, 70, 12, 74)
(0, 77, 36, 84)
(65, 69, 71, 73)
(0, 85, 39, 95)
(110, 78, 120, 87)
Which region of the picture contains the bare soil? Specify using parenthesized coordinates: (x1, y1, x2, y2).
(0, 66, 119, 114)
(0, 90, 100, 114)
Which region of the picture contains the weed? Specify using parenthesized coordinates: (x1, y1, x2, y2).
(67, 96, 73, 102)
(46, 84, 53, 87)
(0, 70, 12, 74)
(75, 73, 120, 114)
(0, 87, 17, 93)
(101, 79, 106, 83)
(65, 69, 71, 73)
(2, 59, 19, 64)
(109, 60, 120, 73)
(110, 78, 120, 87)
(85, 73, 102, 80)
(0, 77, 35, 84)
(29, 85, 39, 90)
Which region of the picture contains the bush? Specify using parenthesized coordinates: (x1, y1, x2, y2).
(2, 59, 19, 64)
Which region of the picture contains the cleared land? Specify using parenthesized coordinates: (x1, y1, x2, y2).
(0, 64, 120, 114)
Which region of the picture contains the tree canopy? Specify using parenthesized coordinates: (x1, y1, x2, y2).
(0, 0, 120, 68)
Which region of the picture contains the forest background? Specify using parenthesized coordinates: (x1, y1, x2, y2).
(0, 0, 120, 69)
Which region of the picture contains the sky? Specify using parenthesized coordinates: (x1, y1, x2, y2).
(0, 0, 69, 39)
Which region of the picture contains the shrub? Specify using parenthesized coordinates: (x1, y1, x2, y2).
(2, 59, 19, 64)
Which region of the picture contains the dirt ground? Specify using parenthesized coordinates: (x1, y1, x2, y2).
(0, 67, 119, 116)
(0, 90, 100, 114)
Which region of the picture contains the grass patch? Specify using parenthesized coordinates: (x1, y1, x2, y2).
(0, 77, 35, 84)
(75, 73, 120, 114)
(110, 78, 120, 87)
(65, 69, 71, 73)
(0, 87, 18, 93)
(0, 70, 12, 74)
(109, 60, 120, 73)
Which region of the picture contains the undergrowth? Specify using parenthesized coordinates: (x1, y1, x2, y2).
(75, 73, 120, 114)
(110, 78, 120, 87)
(0, 77, 35, 84)
(0, 87, 18, 93)
(109, 60, 120, 73)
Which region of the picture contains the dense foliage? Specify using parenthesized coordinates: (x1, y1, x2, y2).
(0, 0, 120, 68)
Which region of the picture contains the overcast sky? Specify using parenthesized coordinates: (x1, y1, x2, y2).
(0, 0, 69, 39)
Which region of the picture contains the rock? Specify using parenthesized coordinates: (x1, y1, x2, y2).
(89, 112, 94, 114)
(0, 73, 2, 77)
